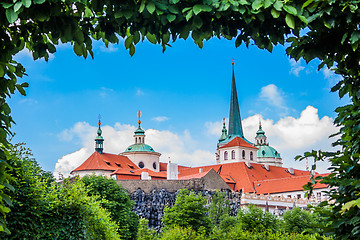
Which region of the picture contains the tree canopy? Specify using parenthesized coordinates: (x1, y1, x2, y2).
(1, 0, 360, 237)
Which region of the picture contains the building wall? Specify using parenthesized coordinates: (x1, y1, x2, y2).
(217, 146, 257, 164)
(257, 157, 283, 167)
(121, 152, 160, 172)
(72, 170, 113, 178)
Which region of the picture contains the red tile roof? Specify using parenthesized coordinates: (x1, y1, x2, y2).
(219, 137, 258, 150)
(178, 162, 318, 193)
(253, 174, 329, 194)
(159, 162, 191, 172)
(178, 170, 210, 180)
(71, 151, 138, 173)
(111, 168, 167, 178)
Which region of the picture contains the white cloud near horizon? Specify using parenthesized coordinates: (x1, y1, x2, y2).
(54, 105, 338, 179)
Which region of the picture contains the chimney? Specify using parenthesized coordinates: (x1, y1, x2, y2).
(167, 162, 178, 180)
(264, 164, 269, 171)
(288, 167, 294, 175)
(199, 168, 203, 173)
(141, 172, 151, 180)
(245, 161, 252, 169)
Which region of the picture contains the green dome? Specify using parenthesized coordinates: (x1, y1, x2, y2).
(124, 143, 155, 153)
(257, 145, 281, 158)
(134, 127, 145, 135)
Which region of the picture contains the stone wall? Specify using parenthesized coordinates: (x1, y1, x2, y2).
(117, 168, 232, 194)
(130, 188, 242, 231)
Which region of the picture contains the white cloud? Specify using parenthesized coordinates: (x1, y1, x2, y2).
(289, 59, 305, 76)
(322, 68, 342, 87)
(54, 122, 214, 179)
(152, 116, 169, 122)
(259, 84, 288, 114)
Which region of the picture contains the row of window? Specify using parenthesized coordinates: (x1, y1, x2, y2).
(224, 150, 253, 160)
(138, 161, 157, 170)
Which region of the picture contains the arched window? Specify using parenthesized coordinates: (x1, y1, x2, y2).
(231, 150, 235, 159)
(242, 150, 245, 159)
(260, 139, 263, 144)
(153, 162, 157, 170)
(224, 151, 228, 160)
(250, 152, 253, 160)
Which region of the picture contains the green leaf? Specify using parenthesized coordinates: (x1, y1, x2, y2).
(341, 33, 348, 45)
(6, 9, 18, 23)
(350, 31, 360, 44)
(167, 14, 176, 23)
(125, 37, 132, 49)
(285, 14, 295, 29)
(22, 0, 31, 8)
(186, 10, 193, 21)
(15, 84, 26, 96)
(146, 2, 155, 14)
(193, 16, 203, 28)
(33, 0, 45, 4)
(168, 6, 179, 14)
(14, 2, 22, 12)
(273, 1, 283, 11)
(133, 32, 140, 44)
(302, 0, 313, 8)
(0, 66, 4, 78)
(264, 0, 272, 8)
(193, 4, 212, 15)
(271, 8, 280, 18)
(2, 2, 13, 8)
(139, 1, 145, 13)
(252, 0, 262, 11)
(73, 42, 83, 56)
(283, 5, 297, 15)
(84, 7, 94, 17)
(129, 44, 135, 56)
(146, 33, 157, 44)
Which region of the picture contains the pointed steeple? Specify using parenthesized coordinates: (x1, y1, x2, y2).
(228, 60, 244, 138)
(134, 110, 145, 144)
(255, 119, 267, 146)
(95, 115, 104, 154)
(218, 118, 228, 142)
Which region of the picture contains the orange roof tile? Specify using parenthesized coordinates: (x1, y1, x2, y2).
(111, 168, 167, 178)
(254, 174, 329, 194)
(178, 170, 210, 180)
(219, 137, 258, 150)
(71, 152, 138, 173)
(159, 162, 191, 172)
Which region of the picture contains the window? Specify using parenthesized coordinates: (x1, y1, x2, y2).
(153, 162, 157, 170)
(297, 194, 301, 199)
(224, 151, 228, 160)
(242, 150, 245, 159)
(104, 161, 111, 166)
(317, 192, 321, 201)
(287, 195, 291, 198)
(231, 150, 235, 159)
(138, 162, 144, 169)
(250, 152, 253, 160)
(115, 163, 121, 167)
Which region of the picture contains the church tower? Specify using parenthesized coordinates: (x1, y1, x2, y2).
(216, 61, 258, 164)
(120, 111, 161, 172)
(254, 121, 283, 167)
(95, 115, 104, 154)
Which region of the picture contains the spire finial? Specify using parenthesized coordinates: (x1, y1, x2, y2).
(232, 58, 235, 66)
(223, 117, 226, 126)
(95, 114, 104, 154)
(137, 110, 142, 126)
(259, 118, 262, 128)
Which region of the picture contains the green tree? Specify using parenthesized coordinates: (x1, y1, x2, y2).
(237, 205, 279, 233)
(162, 189, 211, 232)
(0, 143, 120, 239)
(282, 207, 315, 234)
(137, 218, 156, 240)
(81, 175, 139, 240)
(208, 191, 230, 226)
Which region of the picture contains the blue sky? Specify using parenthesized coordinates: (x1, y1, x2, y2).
(10, 38, 347, 174)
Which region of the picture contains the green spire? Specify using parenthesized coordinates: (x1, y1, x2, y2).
(134, 120, 145, 135)
(228, 61, 244, 138)
(95, 115, 104, 154)
(218, 118, 228, 142)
